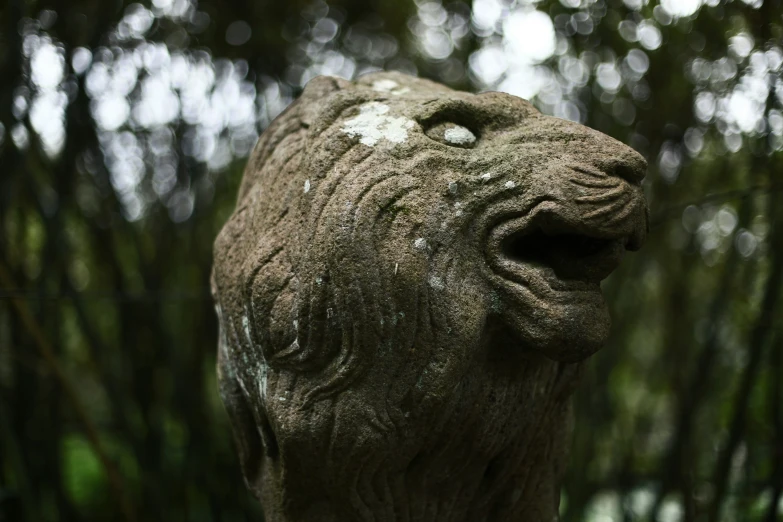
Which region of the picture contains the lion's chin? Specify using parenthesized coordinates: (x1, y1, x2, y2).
(496, 267, 612, 363)
(484, 212, 633, 361)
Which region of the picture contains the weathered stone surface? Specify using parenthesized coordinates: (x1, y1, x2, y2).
(211, 71, 648, 522)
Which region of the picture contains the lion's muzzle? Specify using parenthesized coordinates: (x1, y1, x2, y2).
(479, 147, 648, 361)
(485, 158, 647, 289)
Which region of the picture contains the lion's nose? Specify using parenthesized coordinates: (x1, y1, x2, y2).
(596, 150, 647, 185)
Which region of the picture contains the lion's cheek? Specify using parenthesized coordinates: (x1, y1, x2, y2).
(502, 291, 612, 362)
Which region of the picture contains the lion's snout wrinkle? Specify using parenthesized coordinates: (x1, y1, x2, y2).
(211, 71, 649, 522)
(535, 114, 648, 183)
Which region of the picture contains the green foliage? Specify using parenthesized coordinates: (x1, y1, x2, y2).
(61, 435, 107, 509)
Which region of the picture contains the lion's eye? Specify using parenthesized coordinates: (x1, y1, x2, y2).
(424, 122, 477, 149)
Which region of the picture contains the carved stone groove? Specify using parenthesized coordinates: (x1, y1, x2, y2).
(211, 72, 648, 522)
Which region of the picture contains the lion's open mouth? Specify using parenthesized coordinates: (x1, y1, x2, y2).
(499, 229, 626, 284)
(502, 231, 616, 264)
(482, 181, 647, 297)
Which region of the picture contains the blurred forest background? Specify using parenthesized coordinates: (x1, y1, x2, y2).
(1, 0, 782, 520)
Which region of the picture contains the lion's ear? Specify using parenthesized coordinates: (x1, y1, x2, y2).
(298, 75, 352, 126)
(300, 75, 350, 100)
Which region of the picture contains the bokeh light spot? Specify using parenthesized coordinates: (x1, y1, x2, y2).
(226, 20, 252, 46)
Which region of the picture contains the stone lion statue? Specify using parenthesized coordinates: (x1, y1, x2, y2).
(211, 71, 647, 521)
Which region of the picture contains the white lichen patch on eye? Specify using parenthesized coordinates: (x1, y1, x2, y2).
(372, 79, 410, 95)
(444, 125, 476, 146)
(304, 179, 311, 193)
(341, 102, 415, 146)
(479, 172, 491, 182)
(414, 237, 427, 250)
(505, 180, 516, 189)
(372, 79, 398, 92)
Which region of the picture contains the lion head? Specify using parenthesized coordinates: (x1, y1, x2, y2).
(212, 71, 647, 521)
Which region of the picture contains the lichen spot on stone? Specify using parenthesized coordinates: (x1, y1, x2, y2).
(429, 276, 445, 290)
(304, 179, 311, 193)
(479, 173, 491, 183)
(341, 102, 416, 147)
(444, 125, 476, 146)
(448, 181, 458, 195)
(241, 315, 252, 346)
(414, 237, 427, 250)
(372, 79, 410, 95)
(257, 362, 268, 400)
(372, 79, 398, 92)
(505, 180, 516, 189)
